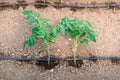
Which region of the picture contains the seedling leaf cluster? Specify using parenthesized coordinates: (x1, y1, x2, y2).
(22, 10, 55, 64)
(22, 10, 97, 65)
(57, 16, 97, 64)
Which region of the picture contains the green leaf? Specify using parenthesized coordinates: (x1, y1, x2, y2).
(23, 35, 35, 49)
(80, 39, 89, 46)
(22, 10, 32, 15)
(26, 15, 31, 20)
(79, 31, 86, 38)
(43, 23, 50, 28)
(29, 35, 35, 47)
(87, 32, 96, 42)
(70, 30, 79, 38)
(45, 37, 54, 43)
(51, 27, 58, 38)
(59, 24, 66, 36)
(41, 18, 50, 23)
(72, 19, 83, 24)
(27, 17, 37, 25)
(66, 23, 72, 30)
(34, 12, 40, 18)
(85, 21, 92, 28)
(42, 31, 47, 38)
(62, 16, 69, 22)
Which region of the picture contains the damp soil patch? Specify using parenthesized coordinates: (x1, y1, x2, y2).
(68, 60, 84, 68)
(0, 2, 27, 11)
(17, 0, 28, 9)
(35, 55, 59, 70)
(111, 59, 120, 65)
(34, 1, 49, 8)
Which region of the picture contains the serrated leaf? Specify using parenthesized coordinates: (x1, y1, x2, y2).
(42, 31, 47, 38)
(26, 15, 31, 20)
(45, 37, 54, 43)
(29, 35, 35, 47)
(62, 16, 69, 22)
(70, 30, 79, 38)
(41, 18, 50, 23)
(23, 35, 35, 49)
(34, 12, 40, 18)
(80, 39, 89, 46)
(59, 24, 66, 36)
(66, 23, 72, 30)
(51, 27, 58, 38)
(22, 10, 32, 15)
(72, 19, 83, 24)
(27, 17, 37, 25)
(85, 21, 92, 28)
(43, 23, 50, 28)
(79, 31, 86, 38)
(87, 32, 96, 42)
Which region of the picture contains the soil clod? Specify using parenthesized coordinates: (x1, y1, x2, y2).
(36, 60, 59, 70)
(68, 60, 84, 68)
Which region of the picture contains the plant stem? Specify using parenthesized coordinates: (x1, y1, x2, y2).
(46, 43, 51, 65)
(59, 0, 63, 5)
(43, 0, 46, 4)
(73, 36, 79, 66)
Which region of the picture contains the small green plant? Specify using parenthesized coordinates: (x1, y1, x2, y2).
(22, 10, 56, 64)
(22, 10, 98, 66)
(57, 16, 97, 65)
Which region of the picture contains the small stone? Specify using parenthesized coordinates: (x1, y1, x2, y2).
(50, 69, 54, 72)
(23, 54, 27, 57)
(57, 49, 61, 52)
(11, 53, 15, 56)
(1, 43, 4, 46)
(16, 61, 22, 67)
(68, 38, 72, 41)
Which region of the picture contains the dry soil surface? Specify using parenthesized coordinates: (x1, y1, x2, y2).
(0, 4, 120, 80)
(0, 0, 120, 4)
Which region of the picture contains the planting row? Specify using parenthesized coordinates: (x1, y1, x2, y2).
(22, 10, 98, 65)
(0, 0, 119, 5)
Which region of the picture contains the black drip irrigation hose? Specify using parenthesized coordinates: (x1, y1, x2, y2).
(0, 3, 120, 8)
(0, 56, 120, 61)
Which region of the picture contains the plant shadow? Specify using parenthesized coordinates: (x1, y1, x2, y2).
(35, 56, 60, 70)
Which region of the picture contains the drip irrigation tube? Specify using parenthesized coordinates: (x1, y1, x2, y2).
(0, 56, 120, 61)
(0, 3, 120, 8)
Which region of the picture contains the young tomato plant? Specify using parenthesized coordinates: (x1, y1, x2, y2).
(58, 16, 97, 65)
(22, 10, 56, 64)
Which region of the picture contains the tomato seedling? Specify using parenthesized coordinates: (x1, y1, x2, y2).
(57, 16, 97, 65)
(22, 10, 56, 64)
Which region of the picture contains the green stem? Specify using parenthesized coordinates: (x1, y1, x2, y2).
(43, 0, 46, 4)
(46, 43, 51, 65)
(73, 36, 79, 66)
(59, 0, 63, 5)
